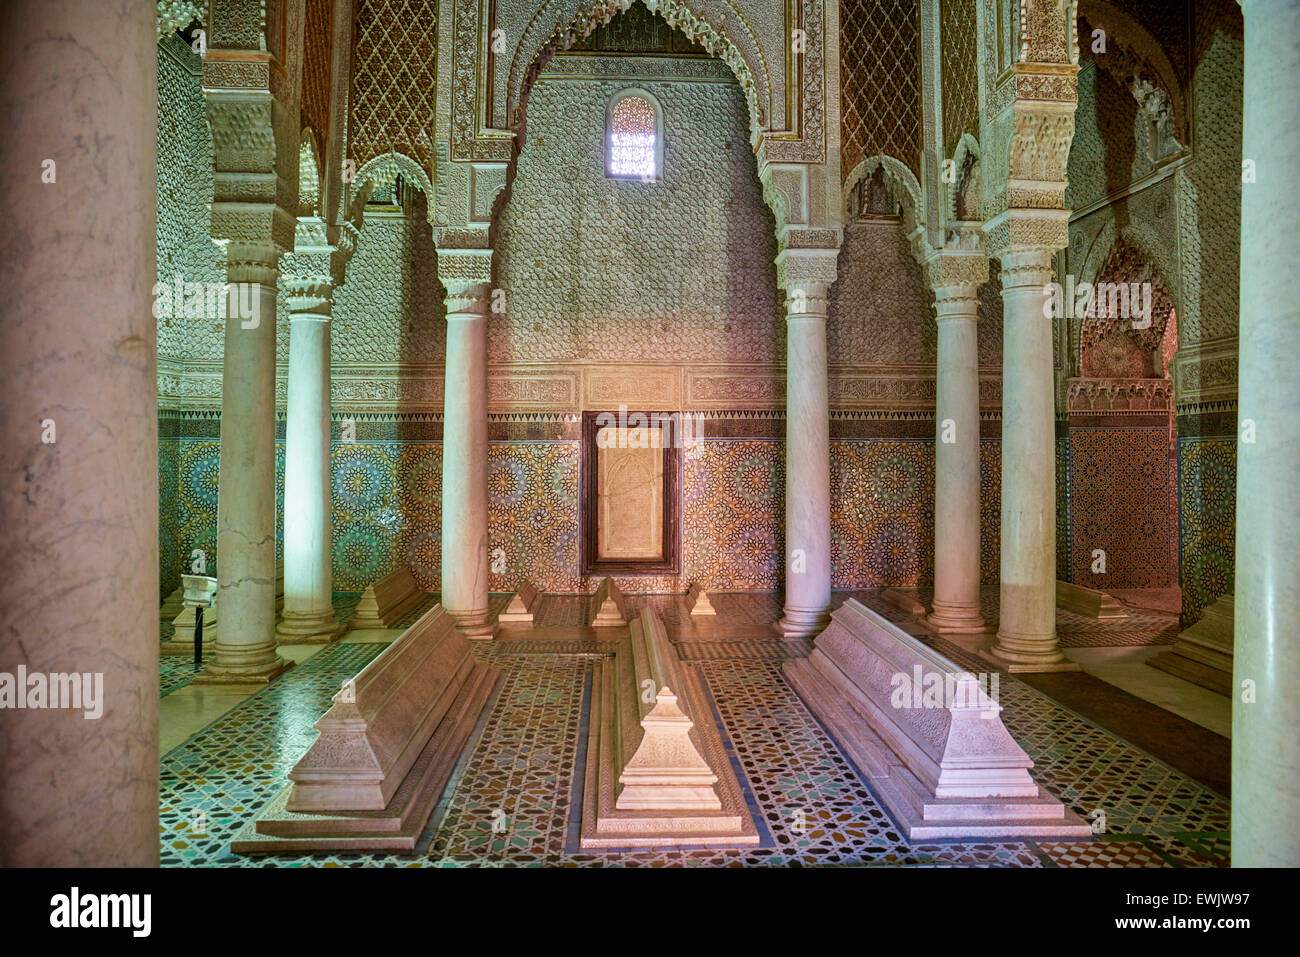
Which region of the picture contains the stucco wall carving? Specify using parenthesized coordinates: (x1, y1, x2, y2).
(497, 0, 780, 146)
(1067, 376, 1171, 413)
(492, 55, 784, 363)
(940, 0, 980, 158)
(301, 0, 332, 147)
(1174, 0, 1242, 351)
(828, 223, 935, 367)
(331, 192, 448, 364)
(156, 37, 227, 368)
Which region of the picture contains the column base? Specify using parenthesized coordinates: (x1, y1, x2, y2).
(446, 608, 498, 640)
(192, 655, 295, 686)
(926, 604, 993, 636)
(773, 605, 831, 640)
(275, 612, 344, 644)
(979, 632, 1081, 674)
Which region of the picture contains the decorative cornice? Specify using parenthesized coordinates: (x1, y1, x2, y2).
(1067, 376, 1172, 413)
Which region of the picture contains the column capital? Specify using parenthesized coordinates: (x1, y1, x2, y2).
(775, 247, 838, 292)
(281, 216, 350, 316)
(220, 239, 280, 285)
(996, 245, 1058, 291)
(926, 233, 989, 308)
(982, 208, 1070, 262)
(437, 247, 494, 316)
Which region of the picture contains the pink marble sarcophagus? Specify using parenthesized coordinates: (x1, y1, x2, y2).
(232, 604, 500, 853)
(784, 599, 1092, 840)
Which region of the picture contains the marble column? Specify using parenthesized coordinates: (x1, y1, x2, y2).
(0, 0, 158, 865)
(276, 223, 349, 642)
(195, 244, 293, 682)
(439, 254, 495, 638)
(982, 245, 1078, 673)
(926, 250, 990, 635)
(1232, 0, 1300, 868)
(776, 250, 838, 639)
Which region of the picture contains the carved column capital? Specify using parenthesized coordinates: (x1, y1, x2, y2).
(281, 216, 347, 316)
(983, 207, 1070, 261)
(775, 247, 839, 294)
(926, 233, 990, 314)
(437, 247, 494, 317)
(220, 239, 280, 285)
(996, 245, 1058, 292)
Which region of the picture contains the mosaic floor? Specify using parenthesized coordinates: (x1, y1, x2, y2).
(157, 591, 1228, 868)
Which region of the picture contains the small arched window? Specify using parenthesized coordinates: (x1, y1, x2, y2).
(606, 90, 662, 180)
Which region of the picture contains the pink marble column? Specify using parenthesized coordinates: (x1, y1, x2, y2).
(982, 247, 1078, 672)
(927, 271, 989, 635)
(776, 249, 838, 638)
(1232, 0, 1300, 868)
(197, 244, 294, 681)
(277, 223, 349, 643)
(0, 0, 159, 865)
(439, 254, 495, 638)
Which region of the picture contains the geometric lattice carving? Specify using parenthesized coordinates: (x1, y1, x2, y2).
(941, 0, 979, 158)
(301, 0, 332, 146)
(349, 0, 439, 173)
(840, 0, 923, 181)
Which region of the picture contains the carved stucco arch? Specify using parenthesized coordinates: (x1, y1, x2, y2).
(345, 151, 436, 230)
(298, 127, 323, 217)
(947, 133, 983, 224)
(1077, 0, 1187, 149)
(487, 0, 796, 251)
(1073, 217, 1178, 374)
(841, 154, 925, 234)
(505, 0, 772, 146)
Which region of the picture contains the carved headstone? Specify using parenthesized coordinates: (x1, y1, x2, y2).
(589, 577, 627, 627)
(581, 607, 758, 847)
(498, 581, 540, 625)
(1148, 594, 1233, 696)
(686, 582, 716, 616)
(882, 587, 926, 616)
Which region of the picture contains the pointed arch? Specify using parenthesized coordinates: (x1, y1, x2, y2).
(948, 132, 983, 223)
(842, 154, 925, 233)
(345, 151, 436, 229)
(298, 127, 323, 217)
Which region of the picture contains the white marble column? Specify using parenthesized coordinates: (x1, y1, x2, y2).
(982, 245, 1078, 672)
(276, 223, 350, 642)
(1232, 0, 1300, 868)
(439, 253, 495, 638)
(196, 244, 293, 682)
(0, 0, 159, 866)
(927, 259, 989, 635)
(776, 250, 838, 639)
